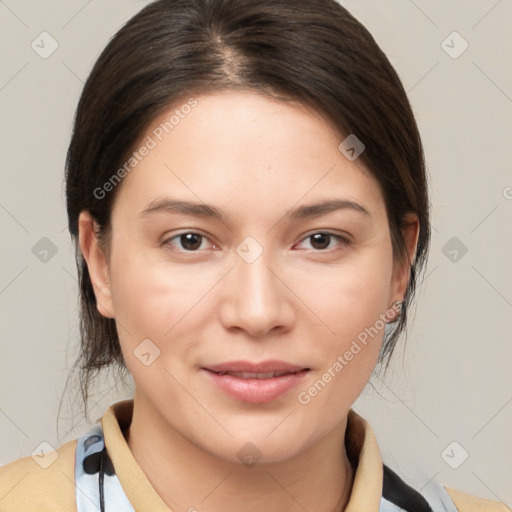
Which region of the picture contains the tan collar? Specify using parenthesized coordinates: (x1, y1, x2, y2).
(101, 399, 170, 511)
(344, 408, 383, 510)
(102, 399, 384, 511)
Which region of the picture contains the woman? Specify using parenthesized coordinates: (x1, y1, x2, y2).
(0, 0, 508, 510)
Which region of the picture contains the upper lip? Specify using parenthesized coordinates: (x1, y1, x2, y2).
(204, 360, 309, 373)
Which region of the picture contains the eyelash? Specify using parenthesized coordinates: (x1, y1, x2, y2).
(161, 231, 351, 253)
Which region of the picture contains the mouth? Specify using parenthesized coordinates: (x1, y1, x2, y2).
(202, 361, 310, 403)
(204, 360, 309, 374)
(209, 369, 307, 379)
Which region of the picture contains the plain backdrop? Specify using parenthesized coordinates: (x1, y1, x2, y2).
(1, 0, 511, 505)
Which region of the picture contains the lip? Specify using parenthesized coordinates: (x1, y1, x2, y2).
(202, 360, 310, 404)
(205, 360, 308, 374)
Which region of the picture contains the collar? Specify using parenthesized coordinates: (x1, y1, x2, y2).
(98, 399, 384, 511)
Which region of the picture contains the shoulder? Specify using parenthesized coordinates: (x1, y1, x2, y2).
(382, 464, 510, 512)
(0, 438, 77, 511)
(445, 486, 512, 512)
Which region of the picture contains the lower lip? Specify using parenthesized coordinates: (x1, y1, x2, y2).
(203, 369, 309, 403)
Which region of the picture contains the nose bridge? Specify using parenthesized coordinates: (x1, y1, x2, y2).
(221, 235, 292, 335)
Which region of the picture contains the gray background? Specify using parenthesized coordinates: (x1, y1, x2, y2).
(1, 0, 511, 506)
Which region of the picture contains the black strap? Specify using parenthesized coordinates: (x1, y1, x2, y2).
(382, 464, 434, 512)
(99, 448, 106, 512)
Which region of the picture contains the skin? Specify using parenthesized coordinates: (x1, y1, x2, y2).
(79, 90, 419, 511)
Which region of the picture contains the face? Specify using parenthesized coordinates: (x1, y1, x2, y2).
(81, 90, 416, 464)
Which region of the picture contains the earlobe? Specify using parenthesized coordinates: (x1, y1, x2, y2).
(402, 212, 420, 269)
(390, 213, 420, 305)
(78, 211, 115, 319)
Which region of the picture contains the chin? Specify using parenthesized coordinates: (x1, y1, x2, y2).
(201, 427, 317, 468)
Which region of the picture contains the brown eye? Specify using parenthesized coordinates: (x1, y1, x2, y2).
(164, 232, 212, 252)
(179, 233, 203, 251)
(297, 232, 350, 251)
(309, 233, 331, 250)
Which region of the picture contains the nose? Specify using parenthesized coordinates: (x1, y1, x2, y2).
(219, 244, 295, 338)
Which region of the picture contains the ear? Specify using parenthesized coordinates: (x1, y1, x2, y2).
(389, 212, 420, 303)
(78, 210, 115, 319)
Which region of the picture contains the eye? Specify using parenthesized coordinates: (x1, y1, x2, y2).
(162, 231, 349, 253)
(296, 232, 350, 251)
(163, 232, 216, 252)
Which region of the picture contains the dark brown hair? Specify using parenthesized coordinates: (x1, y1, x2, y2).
(62, 0, 430, 425)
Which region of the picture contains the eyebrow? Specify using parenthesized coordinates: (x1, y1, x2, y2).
(138, 197, 370, 221)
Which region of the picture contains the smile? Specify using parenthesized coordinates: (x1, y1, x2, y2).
(202, 361, 310, 403)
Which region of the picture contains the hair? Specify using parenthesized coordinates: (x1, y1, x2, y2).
(62, 0, 430, 424)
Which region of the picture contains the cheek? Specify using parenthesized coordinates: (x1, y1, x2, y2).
(292, 246, 393, 401)
(293, 244, 394, 342)
(109, 256, 193, 396)
(109, 246, 221, 363)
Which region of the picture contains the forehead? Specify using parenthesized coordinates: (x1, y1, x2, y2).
(111, 90, 386, 223)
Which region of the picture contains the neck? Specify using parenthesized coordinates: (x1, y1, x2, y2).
(124, 396, 355, 512)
